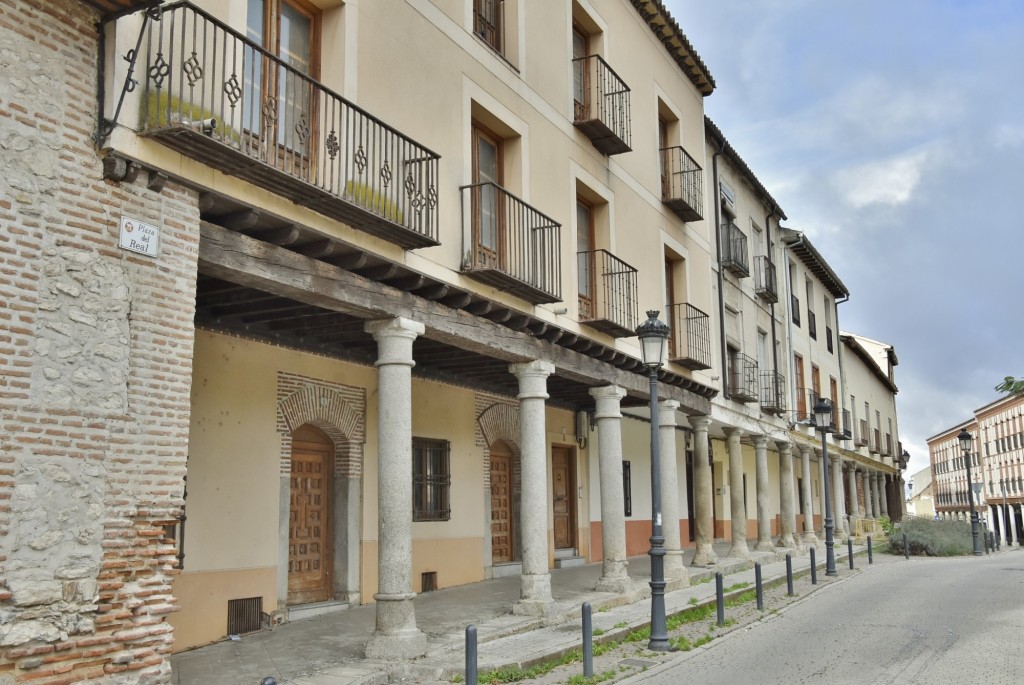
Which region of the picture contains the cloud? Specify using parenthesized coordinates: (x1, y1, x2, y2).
(830, 148, 932, 209)
(992, 123, 1024, 148)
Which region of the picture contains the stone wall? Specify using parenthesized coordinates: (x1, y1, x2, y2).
(0, 1, 199, 682)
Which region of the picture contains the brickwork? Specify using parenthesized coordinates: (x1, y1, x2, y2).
(474, 391, 520, 488)
(276, 371, 366, 477)
(0, 1, 199, 682)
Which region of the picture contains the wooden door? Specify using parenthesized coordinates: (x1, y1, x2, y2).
(794, 353, 806, 418)
(552, 446, 576, 550)
(472, 125, 503, 269)
(577, 200, 595, 319)
(288, 425, 333, 604)
(490, 442, 514, 563)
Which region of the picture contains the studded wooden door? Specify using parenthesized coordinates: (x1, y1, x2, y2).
(552, 446, 576, 550)
(490, 442, 513, 563)
(288, 425, 333, 604)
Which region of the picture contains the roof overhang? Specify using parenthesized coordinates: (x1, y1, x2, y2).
(781, 228, 849, 299)
(705, 117, 787, 220)
(630, 0, 715, 96)
(841, 334, 898, 394)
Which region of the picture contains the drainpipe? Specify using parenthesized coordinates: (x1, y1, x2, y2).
(835, 291, 850, 430)
(782, 244, 797, 422)
(711, 136, 728, 399)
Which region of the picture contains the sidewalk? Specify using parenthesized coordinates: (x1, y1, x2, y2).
(169, 540, 870, 685)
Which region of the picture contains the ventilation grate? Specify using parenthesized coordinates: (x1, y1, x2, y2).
(227, 596, 263, 636)
(421, 571, 437, 593)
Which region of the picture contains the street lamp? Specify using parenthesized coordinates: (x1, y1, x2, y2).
(636, 310, 671, 651)
(813, 397, 837, 576)
(957, 428, 982, 556)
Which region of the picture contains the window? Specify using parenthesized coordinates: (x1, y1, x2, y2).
(794, 353, 806, 417)
(623, 460, 632, 516)
(471, 123, 504, 269)
(811, 364, 821, 400)
(572, 23, 589, 121)
(474, 0, 503, 53)
(576, 197, 597, 319)
(246, 0, 321, 148)
(413, 438, 451, 521)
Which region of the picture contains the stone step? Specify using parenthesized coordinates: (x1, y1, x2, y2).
(287, 600, 350, 622)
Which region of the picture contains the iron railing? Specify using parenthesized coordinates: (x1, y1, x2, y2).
(577, 250, 638, 337)
(660, 146, 704, 222)
(460, 182, 562, 304)
(127, 2, 440, 248)
(668, 303, 712, 370)
(808, 310, 817, 339)
(728, 352, 759, 402)
(836, 409, 853, 440)
(857, 419, 869, 446)
(826, 326, 834, 353)
(572, 54, 631, 155)
(871, 428, 881, 454)
(760, 371, 786, 414)
(796, 387, 820, 422)
(754, 256, 778, 302)
(791, 294, 801, 327)
(884, 433, 893, 457)
(721, 221, 749, 277)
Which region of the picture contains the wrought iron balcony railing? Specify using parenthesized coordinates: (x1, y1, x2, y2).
(826, 326, 834, 353)
(116, 2, 440, 249)
(668, 303, 712, 370)
(857, 419, 869, 446)
(808, 310, 817, 340)
(572, 54, 631, 155)
(754, 255, 778, 303)
(795, 387, 819, 422)
(836, 409, 853, 440)
(884, 433, 893, 457)
(728, 352, 759, 403)
(460, 182, 562, 304)
(760, 371, 786, 414)
(871, 428, 881, 454)
(721, 221, 749, 277)
(577, 250, 638, 337)
(660, 147, 704, 222)
(791, 294, 801, 327)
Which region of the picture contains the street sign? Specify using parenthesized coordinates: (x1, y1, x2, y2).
(118, 215, 160, 258)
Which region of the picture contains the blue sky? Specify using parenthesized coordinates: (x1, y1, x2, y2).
(665, 0, 1024, 475)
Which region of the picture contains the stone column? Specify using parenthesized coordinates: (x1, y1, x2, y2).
(995, 503, 1006, 546)
(1010, 505, 1020, 547)
(753, 435, 774, 552)
(847, 466, 860, 534)
(871, 473, 882, 518)
(799, 445, 818, 545)
(364, 317, 427, 659)
(860, 470, 870, 519)
(776, 441, 797, 548)
(880, 474, 890, 517)
(511, 360, 556, 615)
(725, 428, 749, 559)
(831, 455, 847, 539)
(817, 448, 827, 536)
(590, 384, 630, 593)
(658, 399, 688, 584)
(689, 416, 717, 566)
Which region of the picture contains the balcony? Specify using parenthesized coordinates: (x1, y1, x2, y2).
(728, 352, 759, 403)
(660, 147, 704, 222)
(808, 310, 817, 339)
(667, 303, 712, 370)
(721, 221, 749, 277)
(754, 256, 778, 303)
(791, 294, 801, 327)
(460, 182, 562, 304)
(122, 2, 440, 249)
(884, 433, 893, 457)
(857, 419, 869, 447)
(572, 55, 631, 155)
(577, 250, 638, 337)
(834, 409, 853, 441)
(871, 428, 881, 454)
(760, 371, 786, 414)
(826, 326, 834, 353)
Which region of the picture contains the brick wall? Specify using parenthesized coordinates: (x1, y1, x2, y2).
(0, 1, 199, 682)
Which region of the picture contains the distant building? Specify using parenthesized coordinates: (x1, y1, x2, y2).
(906, 466, 935, 519)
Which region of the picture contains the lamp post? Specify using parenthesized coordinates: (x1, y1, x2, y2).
(636, 310, 671, 651)
(957, 428, 982, 556)
(813, 397, 837, 576)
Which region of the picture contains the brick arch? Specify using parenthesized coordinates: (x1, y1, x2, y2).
(277, 380, 365, 477)
(477, 402, 521, 455)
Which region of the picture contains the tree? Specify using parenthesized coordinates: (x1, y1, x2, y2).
(996, 376, 1024, 396)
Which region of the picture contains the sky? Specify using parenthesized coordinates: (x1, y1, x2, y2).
(665, 0, 1024, 476)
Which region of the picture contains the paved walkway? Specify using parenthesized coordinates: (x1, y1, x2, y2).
(170, 540, 871, 685)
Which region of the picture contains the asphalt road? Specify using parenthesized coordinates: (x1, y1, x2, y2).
(623, 551, 1024, 685)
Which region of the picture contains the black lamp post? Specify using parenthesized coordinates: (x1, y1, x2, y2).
(813, 397, 837, 576)
(636, 310, 671, 651)
(958, 428, 982, 556)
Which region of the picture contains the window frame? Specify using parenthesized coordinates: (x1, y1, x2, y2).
(412, 437, 452, 522)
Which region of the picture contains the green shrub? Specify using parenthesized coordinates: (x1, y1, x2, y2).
(887, 516, 973, 556)
(879, 515, 894, 536)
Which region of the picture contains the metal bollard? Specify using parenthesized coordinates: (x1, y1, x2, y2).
(582, 602, 593, 678)
(785, 554, 794, 596)
(848, 537, 854, 569)
(755, 562, 763, 610)
(465, 625, 477, 685)
(903, 532, 909, 559)
(985, 532, 991, 554)
(715, 572, 725, 626)
(867, 536, 873, 564)
(261, 679, 277, 685)
(810, 547, 817, 585)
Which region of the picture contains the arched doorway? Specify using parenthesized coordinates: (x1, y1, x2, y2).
(490, 440, 515, 564)
(288, 425, 334, 604)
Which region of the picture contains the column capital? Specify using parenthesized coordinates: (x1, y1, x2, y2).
(658, 399, 680, 427)
(590, 384, 626, 419)
(510, 360, 555, 400)
(688, 415, 712, 431)
(775, 440, 794, 455)
(724, 426, 743, 439)
(752, 434, 769, 448)
(365, 317, 424, 367)
(797, 443, 812, 457)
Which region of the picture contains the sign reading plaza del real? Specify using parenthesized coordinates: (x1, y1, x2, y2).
(118, 215, 161, 258)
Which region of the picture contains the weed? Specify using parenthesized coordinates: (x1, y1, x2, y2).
(613, 621, 628, 629)
(592, 628, 605, 637)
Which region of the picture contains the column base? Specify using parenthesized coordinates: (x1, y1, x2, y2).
(726, 542, 750, 559)
(755, 539, 775, 552)
(663, 550, 689, 586)
(691, 543, 718, 567)
(515, 572, 553, 609)
(776, 534, 797, 549)
(365, 592, 425, 659)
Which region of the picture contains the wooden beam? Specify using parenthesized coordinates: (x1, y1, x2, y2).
(258, 225, 301, 246)
(197, 222, 711, 411)
(297, 239, 343, 259)
(332, 251, 368, 270)
(441, 291, 473, 308)
(218, 209, 262, 232)
(418, 284, 449, 301)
